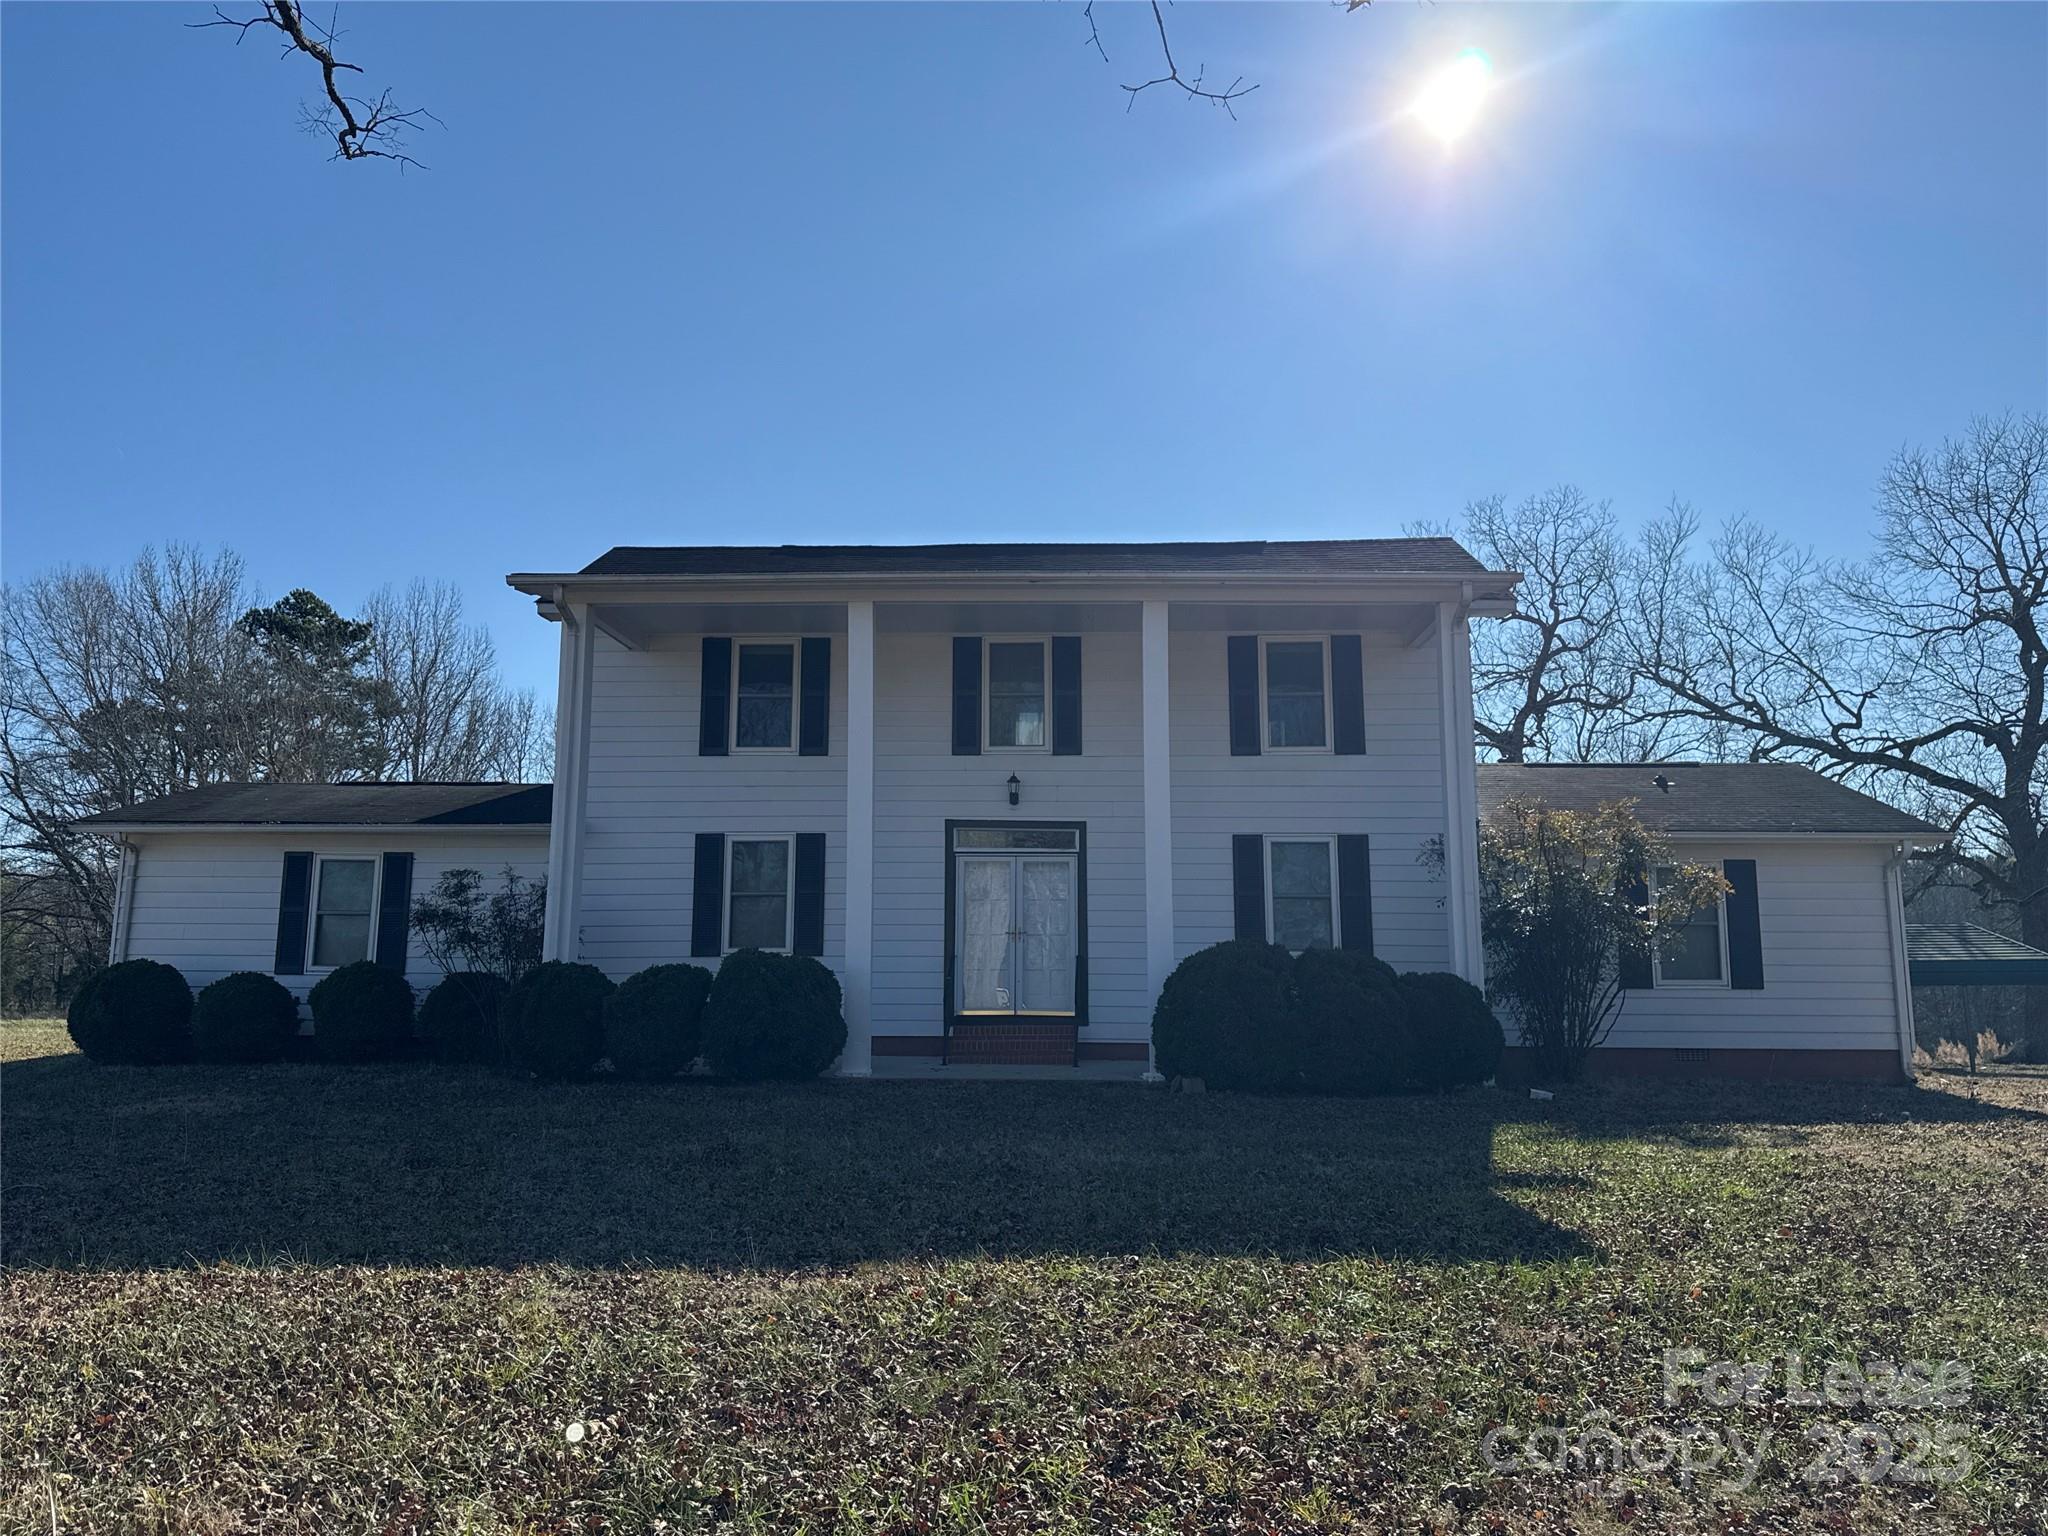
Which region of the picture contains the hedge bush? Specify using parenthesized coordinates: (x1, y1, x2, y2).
(701, 949, 846, 1080)
(417, 971, 512, 1064)
(307, 961, 416, 1062)
(65, 958, 193, 1065)
(191, 971, 299, 1063)
(501, 960, 615, 1079)
(1150, 940, 1298, 1091)
(1290, 947, 1416, 1095)
(605, 963, 714, 1080)
(1399, 970, 1505, 1089)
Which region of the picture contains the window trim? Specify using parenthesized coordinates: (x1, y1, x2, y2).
(1650, 865, 1730, 988)
(729, 638, 803, 754)
(724, 834, 797, 954)
(1263, 834, 1342, 953)
(306, 852, 380, 972)
(981, 635, 1052, 754)
(1258, 635, 1335, 754)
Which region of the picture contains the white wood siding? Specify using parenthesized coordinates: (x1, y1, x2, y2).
(871, 631, 1149, 1040)
(122, 830, 546, 999)
(1168, 629, 1453, 972)
(579, 633, 847, 979)
(1602, 840, 1904, 1052)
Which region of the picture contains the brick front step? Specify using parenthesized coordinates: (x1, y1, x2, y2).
(944, 1021, 1079, 1067)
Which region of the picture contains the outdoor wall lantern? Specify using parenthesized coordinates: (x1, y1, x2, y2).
(1007, 773, 1021, 806)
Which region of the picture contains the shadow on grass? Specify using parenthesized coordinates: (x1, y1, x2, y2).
(1, 1047, 1597, 1270)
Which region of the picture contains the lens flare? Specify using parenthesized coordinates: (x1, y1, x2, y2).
(1412, 48, 1493, 145)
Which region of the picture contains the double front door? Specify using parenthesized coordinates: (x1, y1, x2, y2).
(955, 849, 1078, 1017)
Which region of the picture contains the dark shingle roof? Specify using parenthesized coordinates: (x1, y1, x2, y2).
(1477, 763, 1942, 837)
(576, 538, 1492, 580)
(1907, 924, 2048, 985)
(74, 782, 553, 830)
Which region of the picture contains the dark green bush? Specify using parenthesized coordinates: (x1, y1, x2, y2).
(1290, 947, 1416, 1094)
(605, 963, 714, 1080)
(501, 960, 615, 1079)
(307, 961, 416, 1062)
(191, 971, 299, 1063)
(1150, 940, 1298, 1091)
(701, 950, 846, 1080)
(65, 958, 193, 1064)
(417, 971, 511, 1064)
(1400, 970, 1505, 1088)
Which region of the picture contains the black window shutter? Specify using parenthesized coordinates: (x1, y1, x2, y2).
(1336, 834, 1373, 955)
(375, 852, 414, 973)
(1050, 636, 1083, 756)
(793, 833, 827, 956)
(799, 637, 831, 756)
(1331, 635, 1367, 755)
(1232, 834, 1266, 942)
(274, 851, 313, 975)
(1620, 875, 1654, 989)
(699, 637, 732, 756)
(1227, 636, 1261, 756)
(1724, 858, 1764, 989)
(951, 636, 982, 756)
(691, 833, 726, 956)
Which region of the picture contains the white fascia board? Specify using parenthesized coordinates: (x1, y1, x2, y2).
(507, 571, 1524, 605)
(78, 823, 550, 836)
(1651, 830, 1949, 845)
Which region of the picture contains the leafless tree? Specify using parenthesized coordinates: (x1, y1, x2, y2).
(193, 0, 437, 168)
(1622, 414, 2048, 1055)
(364, 581, 549, 782)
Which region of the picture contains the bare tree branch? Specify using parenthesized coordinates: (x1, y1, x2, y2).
(1120, 0, 1258, 117)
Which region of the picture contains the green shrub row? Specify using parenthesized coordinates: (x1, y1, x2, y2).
(1150, 940, 1503, 1093)
(66, 950, 848, 1082)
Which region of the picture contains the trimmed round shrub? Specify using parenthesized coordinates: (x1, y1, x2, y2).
(1150, 939, 1298, 1091)
(701, 950, 846, 1080)
(307, 960, 416, 1062)
(501, 960, 615, 1079)
(65, 958, 193, 1064)
(1399, 970, 1505, 1089)
(605, 963, 714, 1080)
(1290, 947, 1416, 1094)
(417, 971, 511, 1064)
(191, 971, 298, 1063)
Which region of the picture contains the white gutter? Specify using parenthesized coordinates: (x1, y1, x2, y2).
(76, 823, 549, 836)
(507, 568, 1524, 594)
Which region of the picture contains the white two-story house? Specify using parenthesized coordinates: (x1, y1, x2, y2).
(507, 538, 1514, 1072)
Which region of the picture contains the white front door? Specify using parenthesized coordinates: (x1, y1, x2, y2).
(956, 853, 1078, 1016)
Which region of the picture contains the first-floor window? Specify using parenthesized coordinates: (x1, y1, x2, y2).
(1653, 865, 1726, 984)
(312, 856, 376, 968)
(1268, 837, 1337, 952)
(727, 837, 794, 951)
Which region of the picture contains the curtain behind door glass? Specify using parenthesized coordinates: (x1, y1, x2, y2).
(959, 857, 1014, 1010)
(1018, 859, 1074, 1012)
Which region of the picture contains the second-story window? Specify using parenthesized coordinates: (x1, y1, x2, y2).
(1261, 638, 1331, 751)
(986, 640, 1047, 750)
(734, 642, 797, 751)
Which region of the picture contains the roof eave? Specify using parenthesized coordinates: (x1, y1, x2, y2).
(72, 821, 552, 835)
(508, 568, 1524, 603)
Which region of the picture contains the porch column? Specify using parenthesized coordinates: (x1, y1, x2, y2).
(542, 601, 594, 962)
(1141, 599, 1174, 1076)
(1435, 601, 1482, 984)
(841, 598, 876, 1075)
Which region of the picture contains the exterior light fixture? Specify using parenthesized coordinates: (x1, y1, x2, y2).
(1007, 774, 1021, 806)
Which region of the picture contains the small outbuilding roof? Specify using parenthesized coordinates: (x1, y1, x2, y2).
(73, 782, 553, 831)
(568, 537, 1496, 581)
(1907, 924, 2048, 987)
(1477, 762, 1943, 838)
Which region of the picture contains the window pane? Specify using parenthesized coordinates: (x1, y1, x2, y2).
(1265, 642, 1327, 748)
(728, 895, 788, 950)
(1269, 841, 1333, 900)
(735, 644, 795, 748)
(987, 642, 1046, 748)
(313, 913, 370, 968)
(1272, 898, 1334, 952)
(316, 859, 374, 915)
(730, 839, 789, 897)
(1659, 909, 1724, 981)
(1265, 641, 1325, 693)
(955, 826, 1078, 851)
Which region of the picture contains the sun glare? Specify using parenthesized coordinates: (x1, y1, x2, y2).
(1412, 48, 1493, 145)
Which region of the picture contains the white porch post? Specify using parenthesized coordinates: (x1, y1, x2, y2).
(842, 598, 876, 1075)
(542, 601, 594, 962)
(1436, 601, 1482, 984)
(1141, 599, 1174, 1079)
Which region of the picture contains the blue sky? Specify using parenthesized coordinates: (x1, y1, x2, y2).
(5, 2, 2043, 700)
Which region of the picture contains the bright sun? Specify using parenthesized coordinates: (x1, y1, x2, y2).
(1412, 48, 1493, 145)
